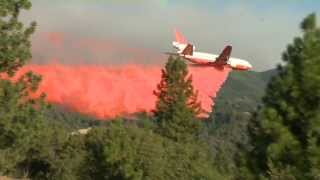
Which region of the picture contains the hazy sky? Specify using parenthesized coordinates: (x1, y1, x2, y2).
(23, 0, 320, 71)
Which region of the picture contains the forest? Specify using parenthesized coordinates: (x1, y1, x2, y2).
(0, 1, 320, 179)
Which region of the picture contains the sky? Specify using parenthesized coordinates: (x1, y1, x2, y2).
(22, 0, 320, 71)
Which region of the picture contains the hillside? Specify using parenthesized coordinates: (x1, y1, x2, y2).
(212, 69, 277, 123)
(205, 69, 278, 172)
(219, 70, 274, 100)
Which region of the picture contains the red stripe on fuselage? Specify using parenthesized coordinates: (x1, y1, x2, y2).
(185, 57, 213, 65)
(183, 57, 225, 71)
(234, 64, 251, 71)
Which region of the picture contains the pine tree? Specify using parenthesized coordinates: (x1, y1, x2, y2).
(0, 1, 56, 178)
(245, 13, 320, 179)
(153, 56, 203, 142)
(0, 0, 36, 76)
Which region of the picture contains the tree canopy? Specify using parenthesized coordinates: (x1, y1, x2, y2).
(0, 0, 36, 76)
(245, 13, 320, 179)
(153, 56, 203, 142)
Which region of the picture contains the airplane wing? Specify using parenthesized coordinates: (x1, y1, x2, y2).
(175, 29, 188, 44)
(215, 45, 232, 65)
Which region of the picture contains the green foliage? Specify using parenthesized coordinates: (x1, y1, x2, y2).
(0, 1, 84, 179)
(0, 68, 85, 179)
(83, 122, 225, 180)
(244, 13, 320, 179)
(0, 0, 36, 76)
(163, 140, 225, 180)
(44, 105, 103, 131)
(0, 0, 49, 177)
(0, 77, 46, 175)
(154, 56, 202, 142)
(14, 126, 86, 180)
(212, 69, 276, 126)
(202, 69, 276, 177)
(83, 122, 167, 180)
(206, 113, 251, 176)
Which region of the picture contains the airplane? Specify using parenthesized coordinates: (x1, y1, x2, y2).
(170, 29, 253, 71)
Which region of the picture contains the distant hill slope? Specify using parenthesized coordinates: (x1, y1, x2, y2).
(206, 69, 278, 171)
(219, 69, 277, 102)
(212, 69, 277, 123)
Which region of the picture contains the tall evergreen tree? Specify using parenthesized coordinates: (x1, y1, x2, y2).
(153, 56, 203, 142)
(0, 0, 36, 76)
(245, 13, 320, 179)
(0, 1, 59, 178)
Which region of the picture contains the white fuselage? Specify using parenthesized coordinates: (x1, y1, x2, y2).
(185, 52, 252, 70)
(173, 41, 252, 71)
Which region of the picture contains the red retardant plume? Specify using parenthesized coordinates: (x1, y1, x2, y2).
(16, 64, 231, 119)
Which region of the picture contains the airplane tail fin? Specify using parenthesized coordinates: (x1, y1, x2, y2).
(175, 29, 188, 44)
(216, 45, 232, 64)
(181, 44, 193, 56)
